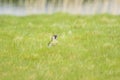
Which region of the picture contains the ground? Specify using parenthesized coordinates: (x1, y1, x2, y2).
(0, 13, 120, 80)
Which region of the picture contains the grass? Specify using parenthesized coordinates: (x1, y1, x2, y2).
(0, 13, 120, 80)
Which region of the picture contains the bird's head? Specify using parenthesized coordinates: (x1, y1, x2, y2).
(52, 35, 57, 40)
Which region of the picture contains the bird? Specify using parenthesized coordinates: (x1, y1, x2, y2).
(48, 35, 58, 47)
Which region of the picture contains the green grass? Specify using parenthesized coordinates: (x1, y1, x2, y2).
(0, 13, 120, 80)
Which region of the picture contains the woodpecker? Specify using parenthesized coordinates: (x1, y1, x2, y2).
(48, 35, 58, 47)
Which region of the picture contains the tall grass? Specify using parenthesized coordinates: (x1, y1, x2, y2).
(0, 13, 120, 80)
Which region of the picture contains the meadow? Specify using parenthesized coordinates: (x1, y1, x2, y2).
(0, 13, 120, 80)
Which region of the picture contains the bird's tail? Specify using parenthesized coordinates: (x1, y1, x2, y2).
(48, 41, 52, 47)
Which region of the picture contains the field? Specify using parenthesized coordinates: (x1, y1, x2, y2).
(0, 13, 120, 80)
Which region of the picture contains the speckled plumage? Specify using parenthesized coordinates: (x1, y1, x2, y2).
(48, 35, 58, 47)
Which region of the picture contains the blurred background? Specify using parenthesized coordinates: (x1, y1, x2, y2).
(0, 0, 120, 16)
